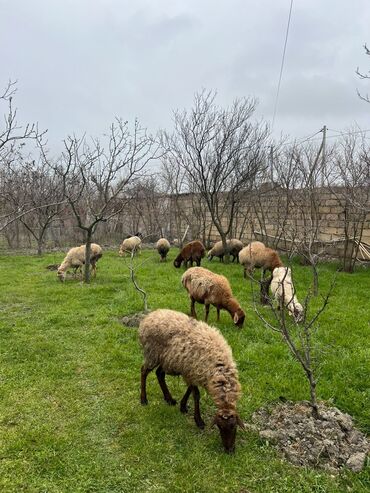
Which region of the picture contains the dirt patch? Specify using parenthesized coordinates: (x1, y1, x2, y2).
(121, 310, 150, 328)
(46, 264, 59, 271)
(249, 401, 369, 473)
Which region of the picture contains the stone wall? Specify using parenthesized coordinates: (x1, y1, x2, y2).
(169, 186, 370, 261)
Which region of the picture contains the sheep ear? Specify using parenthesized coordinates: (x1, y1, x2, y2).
(233, 313, 239, 324)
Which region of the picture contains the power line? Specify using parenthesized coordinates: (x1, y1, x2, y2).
(271, 0, 294, 131)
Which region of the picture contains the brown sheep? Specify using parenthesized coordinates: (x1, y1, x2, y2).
(139, 309, 245, 453)
(181, 267, 245, 328)
(238, 241, 283, 278)
(173, 240, 205, 269)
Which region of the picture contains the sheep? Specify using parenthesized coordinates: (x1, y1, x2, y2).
(181, 267, 245, 328)
(207, 239, 243, 263)
(57, 243, 103, 282)
(173, 240, 205, 269)
(139, 309, 245, 453)
(270, 267, 304, 322)
(238, 241, 283, 278)
(156, 238, 170, 262)
(119, 236, 142, 257)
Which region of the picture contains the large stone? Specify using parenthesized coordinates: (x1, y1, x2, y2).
(346, 452, 367, 472)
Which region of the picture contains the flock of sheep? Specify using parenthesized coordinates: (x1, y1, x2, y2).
(56, 235, 303, 454)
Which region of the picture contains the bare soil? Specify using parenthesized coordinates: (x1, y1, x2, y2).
(121, 310, 150, 328)
(249, 401, 369, 473)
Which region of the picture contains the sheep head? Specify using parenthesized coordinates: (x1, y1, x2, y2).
(233, 308, 245, 328)
(293, 302, 304, 323)
(57, 268, 66, 282)
(173, 256, 182, 268)
(213, 409, 245, 454)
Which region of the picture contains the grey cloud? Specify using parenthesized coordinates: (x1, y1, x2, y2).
(1, 0, 369, 151)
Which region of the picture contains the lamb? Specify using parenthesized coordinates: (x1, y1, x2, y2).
(181, 267, 245, 328)
(156, 238, 170, 261)
(207, 239, 244, 263)
(270, 267, 304, 322)
(118, 236, 142, 257)
(238, 241, 283, 278)
(173, 240, 205, 269)
(57, 243, 103, 282)
(139, 309, 245, 453)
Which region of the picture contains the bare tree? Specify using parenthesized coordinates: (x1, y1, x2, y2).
(124, 176, 171, 240)
(327, 133, 370, 272)
(160, 154, 198, 246)
(356, 43, 370, 103)
(2, 158, 64, 254)
(288, 143, 331, 295)
(0, 80, 50, 233)
(253, 270, 336, 419)
(43, 118, 161, 283)
(162, 90, 269, 261)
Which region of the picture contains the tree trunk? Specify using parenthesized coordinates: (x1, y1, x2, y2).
(37, 238, 43, 256)
(84, 230, 92, 283)
(220, 233, 229, 264)
(312, 263, 319, 296)
(307, 370, 320, 419)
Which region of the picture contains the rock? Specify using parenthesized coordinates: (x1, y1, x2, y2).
(346, 452, 367, 472)
(336, 413, 353, 431)
(259, 429, 278, 442)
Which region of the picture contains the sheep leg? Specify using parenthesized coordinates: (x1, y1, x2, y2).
(156, 366, 177, 405)
(180, 385, 193, 413)
(216, 307, 220, 321)
(140, 365, 153, 405)
(204, 304, 210, 322)
(192, 386, 205, 429)
(190, 298, 198, 319)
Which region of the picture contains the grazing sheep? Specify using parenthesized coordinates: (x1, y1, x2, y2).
(182, 267, 245, 328)
(156, 238, 170, 261)
(119, 236, 142, 257)
(57, 243, 103, 282)
(270, 267, 304, 322)
(139, 309, 245, 453)
(239, 241, 283, 278)
(207, 239, 243, 263)
(173, 240, 205, 269)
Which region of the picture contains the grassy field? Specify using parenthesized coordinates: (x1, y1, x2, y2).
(0, 249, 369, 493)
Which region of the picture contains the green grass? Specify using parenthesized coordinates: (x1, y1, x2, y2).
(0, 249, 369, 493)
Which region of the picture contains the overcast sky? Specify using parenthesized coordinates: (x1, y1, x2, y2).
(1, 0, 369, 152)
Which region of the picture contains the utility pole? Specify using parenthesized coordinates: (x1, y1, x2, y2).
(321, 125, 327, 187)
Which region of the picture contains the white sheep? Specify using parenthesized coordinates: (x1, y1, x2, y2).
(156, 238, 170, 261)
(207, 239, 243, 263)
(139, 309, 245, 453)
(181, 266, 245, 327)
(57, 243, 103, 282)
(119, 236, 142, 257)
(270, 267, 304, 322)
